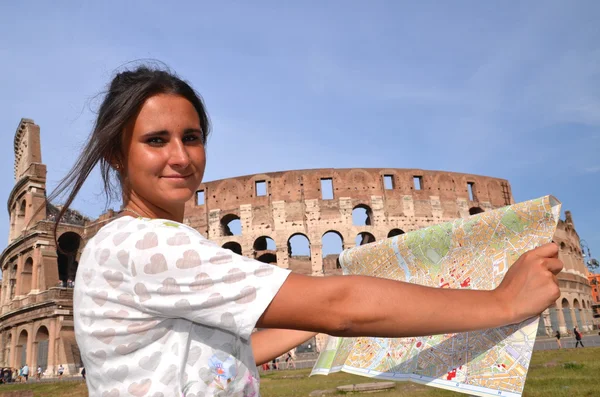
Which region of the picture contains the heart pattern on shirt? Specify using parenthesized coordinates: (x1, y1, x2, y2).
(144, 254, 168, 274)
(128, 379, 152, 397)
(176, 249, 202, 269)
(135, 232, 158, 250)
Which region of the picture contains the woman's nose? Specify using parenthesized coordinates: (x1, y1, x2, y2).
(168, 140, 190, 168)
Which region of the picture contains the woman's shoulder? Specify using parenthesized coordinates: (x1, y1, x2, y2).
(88, 216, 213, 249)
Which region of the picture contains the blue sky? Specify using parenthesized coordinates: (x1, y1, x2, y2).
(0, 1, 599, 265)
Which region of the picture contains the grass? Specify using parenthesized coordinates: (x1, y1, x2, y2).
(0, 347, 598, 397)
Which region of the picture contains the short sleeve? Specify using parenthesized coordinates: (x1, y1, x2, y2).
(123, 220, 290, 340)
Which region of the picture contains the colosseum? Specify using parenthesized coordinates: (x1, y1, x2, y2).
(0, 118, 595, 376)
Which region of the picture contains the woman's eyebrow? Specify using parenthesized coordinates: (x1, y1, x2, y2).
(183, 128, 203, 135)
(141, 130, 169, 138)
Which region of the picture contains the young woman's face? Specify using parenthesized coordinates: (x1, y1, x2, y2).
(122, 93, 206, 211)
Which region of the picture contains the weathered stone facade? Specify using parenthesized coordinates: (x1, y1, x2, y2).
(0, 118, 594, 376)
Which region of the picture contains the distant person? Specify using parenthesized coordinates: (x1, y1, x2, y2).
(81, 367, 86, 380)
(57, 364, 64, 379)
(555, 330, 562, 349)
(285, 350, 296, 369)
(21, 364, 29, 382)
(574, 327, 584, 348)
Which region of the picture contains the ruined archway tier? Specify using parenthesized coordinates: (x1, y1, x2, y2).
(184, 167, 513, 248)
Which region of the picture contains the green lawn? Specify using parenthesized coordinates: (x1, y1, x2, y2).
(1, 347, 598, 397)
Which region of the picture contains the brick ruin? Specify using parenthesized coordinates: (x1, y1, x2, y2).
(0, 118, 594, 375)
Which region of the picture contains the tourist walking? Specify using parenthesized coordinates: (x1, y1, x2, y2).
(36, 365, 42, 381)
(54, 64, 563, 397)
(555, 330, 562, 348)
(21, 364, 29, 382)
(57, 364, 64, 380)
(574, 326, 584, 348)
(285, 350, 296, 369)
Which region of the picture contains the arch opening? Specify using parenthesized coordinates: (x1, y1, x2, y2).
(17, 330, 28, 367)
(355, 232, 376, 246)
(222, 242, 242, 256)
(35, 326, 50, 371)
(256, 253, 277, 264)
(561, 298, 574, 331)
(57, 232, 82, 287)
(221, 214, 241, 236)
(287, 234, 311, 275)
(352, 205, 372, 226)
(9, 263, 17, 300)
(468, 207, 484, 215)
(21, 257, 34, 295)
(322, 231, 344, 273)
(388, 229, 405, 238)
(253, 236, 276, 252)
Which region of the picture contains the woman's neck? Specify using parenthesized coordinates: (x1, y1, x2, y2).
(122, 197, 184, 223)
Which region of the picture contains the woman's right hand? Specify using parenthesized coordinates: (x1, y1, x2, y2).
(493, 243, 563, 324)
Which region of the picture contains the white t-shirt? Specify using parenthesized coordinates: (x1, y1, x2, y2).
(74, 216, 290, 396)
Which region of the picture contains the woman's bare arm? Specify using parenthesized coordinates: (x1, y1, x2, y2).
(251, 329, 318, 365)
(258, 243, 562, 337)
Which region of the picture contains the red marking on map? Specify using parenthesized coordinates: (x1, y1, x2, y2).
(446, 369, 457, 381)
(440, 282, 450, 288)
(416, 342, 422, 348)
(460, 277, 471, 288)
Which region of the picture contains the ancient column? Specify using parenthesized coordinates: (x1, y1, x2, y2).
(47, 319, 56, 376)
(9, 328, 17, 368)
(26, 323, 34, 367)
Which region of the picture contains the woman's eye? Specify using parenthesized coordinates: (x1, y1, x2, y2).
(184, 134, 204, 144)
(147, 137, 165, 145)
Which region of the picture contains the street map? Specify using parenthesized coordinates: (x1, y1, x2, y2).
(311, 195, 561, 397)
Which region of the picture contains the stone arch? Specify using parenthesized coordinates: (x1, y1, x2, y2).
(16, 329, 28, 367)
(57, 232, 82, 286)
(253, 236, 276, 252)
(356, 232, 376, 246)
(388, 229, 405, 238)
(256, 253, 277, 264)
(322, 231, 344, 272)
(253, 236, 277, 264)
(34, 325, 50, 371)
(215, 179, 244, 203)
(9, 263, 17, 299)
(287, 233, 311, 275)
(561, 298, 574, 331)
(347, 169, 375, 190)
(469, 207, 485, 215)
(222, 242, 242, 256)
(352, 204, 373, 226)
(287, 233, 310, 257)
(549, 302, 560, 333)
(221, 214, 241, 236)
(20, 256, 33, 295)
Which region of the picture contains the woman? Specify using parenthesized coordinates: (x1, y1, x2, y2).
(49, 65, 563, 396)
(555, 330, 562, 349)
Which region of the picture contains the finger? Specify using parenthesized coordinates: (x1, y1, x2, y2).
(544, 258, 563, 275)
(533, 242, 559, 258)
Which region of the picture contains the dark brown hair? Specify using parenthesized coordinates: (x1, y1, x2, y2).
(46, 64, 210, 240)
